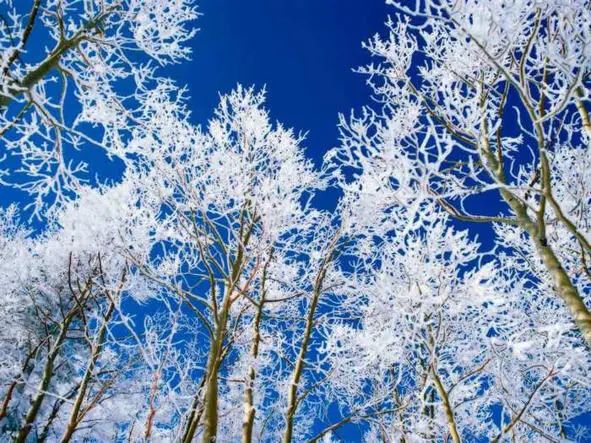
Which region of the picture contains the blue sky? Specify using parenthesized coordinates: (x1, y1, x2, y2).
(167, 0, 390, 166)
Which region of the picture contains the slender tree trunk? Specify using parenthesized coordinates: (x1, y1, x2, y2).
(242, 251, 272, 443)
(242, 297, 264, 443)
(479, 124, 591, 348)
(59, 299, 115, 443)
(181, 377, 206, 443)
(0, 382, 18, 422)
(144, 377, 160, 442)
(282, 231, 340, 443)
(0, 343, 40, 421)
(431, 367, 461, 443)
(185, 209, 255, 442)
(201, 290, 231, 443)
(14, 317, 73, 443)
(283, 269, 328, 443)
(532, 233, 591, 344)
(501, 189, 591, 347)
(575, 88, 591, 139)
(38, 385, 79, 443)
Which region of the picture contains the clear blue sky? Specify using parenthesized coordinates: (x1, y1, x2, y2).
(167, 0, 390, 166)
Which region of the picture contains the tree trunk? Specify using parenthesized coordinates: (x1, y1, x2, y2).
(201, 291, 231, 443)
(181, 377, 206, 443)
(59, 299, 115, 443)
(479, 126, 591, 348)
(14, 319, 72, 443)
(502, 190, 591, 347)
(242, 299, 264, 443)
(431, 367, 461, 443)
(283, 269, 327, 443)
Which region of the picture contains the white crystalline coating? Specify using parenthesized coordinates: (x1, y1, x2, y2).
(0, 0, 198, 216)
(0, 0, 591, 441)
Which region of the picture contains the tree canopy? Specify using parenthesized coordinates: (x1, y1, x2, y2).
(0, 0, 590, 441)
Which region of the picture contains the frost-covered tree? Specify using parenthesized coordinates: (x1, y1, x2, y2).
(126, 86, 348, 442)
(0, 0, 197, 214)
(321, 208, 591, 441)
(2, 0, 591, 441)
(319, 0, 591, 439)
(330, 0, 591, 346)
(0, 180, 160, 440)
